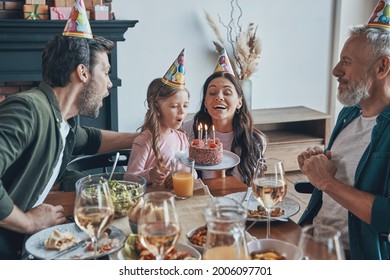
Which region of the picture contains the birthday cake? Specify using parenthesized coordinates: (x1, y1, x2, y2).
(189, 138, 223, 166)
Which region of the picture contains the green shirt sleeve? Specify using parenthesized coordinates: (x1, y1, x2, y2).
(0, 96, 35, 219)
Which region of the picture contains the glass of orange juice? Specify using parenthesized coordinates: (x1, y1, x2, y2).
(171, 157, 195, 200)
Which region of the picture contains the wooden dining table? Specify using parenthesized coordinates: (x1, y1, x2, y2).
(44, 175, 303, 248)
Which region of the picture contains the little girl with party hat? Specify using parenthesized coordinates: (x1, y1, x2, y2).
(126, 49, 191, 187)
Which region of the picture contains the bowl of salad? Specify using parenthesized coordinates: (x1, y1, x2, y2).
(93, 173, 146, 218)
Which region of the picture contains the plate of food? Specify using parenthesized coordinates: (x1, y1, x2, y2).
(186, 225, 207, 253)
(248, 238, 303, 260)
(224, 192, 300, 222)
(109, 234, 201, 260)
(25, 223, 126, 260)
(175, 150, 240, 171)
(186, 225, 256, 253)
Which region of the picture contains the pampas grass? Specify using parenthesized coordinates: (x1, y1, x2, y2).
(204, 0, 261, 80)
(204, 9, 225, 46)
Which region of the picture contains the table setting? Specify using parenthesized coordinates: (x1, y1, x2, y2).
(37, 155, 326, 260)
(225, 192, 300, 222)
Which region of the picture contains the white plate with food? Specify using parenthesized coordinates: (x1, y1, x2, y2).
(109, 234, 201, 260)
(25, 223, 126, 260)
(224, 192, 300, 222)
(175, 150, 240, 171)
(186, 225, 256, 254)
(248, 238, 303, 260)
(186, 225, 207, 254)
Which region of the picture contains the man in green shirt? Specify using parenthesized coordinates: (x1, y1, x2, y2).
(297, 22, 390, 259)
(0, 34, 137, 259)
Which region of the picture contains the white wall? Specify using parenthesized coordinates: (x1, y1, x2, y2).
(112, 0, 375, 132)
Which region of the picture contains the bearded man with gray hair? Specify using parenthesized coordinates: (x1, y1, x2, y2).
(297, 2, 390, 260)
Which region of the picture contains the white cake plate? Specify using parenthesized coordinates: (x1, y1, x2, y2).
(175, 150, 240, 171)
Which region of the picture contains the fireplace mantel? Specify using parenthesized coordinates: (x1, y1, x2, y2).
(0, 19, 138, 131)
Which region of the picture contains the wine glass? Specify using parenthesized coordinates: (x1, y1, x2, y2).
(251, 158, 287, 239)
(137, 191, 181, 260)
(74, 175, 115, 259)
(298, 224, 345, 260)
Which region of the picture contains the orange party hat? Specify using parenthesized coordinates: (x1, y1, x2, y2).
(213, 48, 235, 76)
(62, 0, 93, 39)
(161, 48, 186, 89)
(368, 0, 390, 31)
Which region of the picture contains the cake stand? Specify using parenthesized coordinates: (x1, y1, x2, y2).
(175, 150, 240, 171)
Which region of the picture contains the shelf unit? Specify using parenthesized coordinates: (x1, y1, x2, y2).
(252, 106, 332, 171)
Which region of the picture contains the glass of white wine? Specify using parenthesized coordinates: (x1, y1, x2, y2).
(137, 191, 180, 260)
(251, 158, 287, 239)
(74, 175, 115, 259)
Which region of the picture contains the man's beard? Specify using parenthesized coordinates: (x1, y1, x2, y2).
(78, 81, 100, 118)
(337, 78, 370, 107)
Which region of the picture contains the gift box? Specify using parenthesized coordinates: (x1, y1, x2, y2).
(91, 5, 109, 20)
(50, 7, 72, 20)
(104, 3, 112, 12)
(84, 0, 102, 11)
(23, 4, 49, 20)
(25, 0, 46, 4)
(54, 0, 75, 7)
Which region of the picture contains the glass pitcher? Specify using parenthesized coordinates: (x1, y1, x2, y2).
(203, 197, 249, 260)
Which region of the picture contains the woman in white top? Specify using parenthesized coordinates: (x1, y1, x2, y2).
(182, 70, 266, 185)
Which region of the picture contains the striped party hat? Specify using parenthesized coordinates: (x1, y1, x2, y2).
(62, 0, 93, 39)
(161, 48, 186, 89)
(368, 0, 390, 31)
(213, 48, 235, 76)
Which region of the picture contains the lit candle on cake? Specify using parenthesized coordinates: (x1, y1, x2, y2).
(204, 124, 208, 142)
(212, 125, 215, 142)
(199, 123, 203, 140)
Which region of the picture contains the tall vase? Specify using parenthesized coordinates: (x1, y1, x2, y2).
(240, 79, 252, 110)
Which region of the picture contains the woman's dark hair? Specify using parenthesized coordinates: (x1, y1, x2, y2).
(192, 71, 266, 184)
(42, 35, 114, 87)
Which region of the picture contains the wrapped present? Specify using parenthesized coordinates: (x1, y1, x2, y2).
(25, 0, 46, 4)
(23, 4, 49, 20)
(91, 5, 109, 20)
(50, 7, 72, 20)
(104, 3, 112, 12)
(84, 0, 102, 11)
(54, 0, 75, 7)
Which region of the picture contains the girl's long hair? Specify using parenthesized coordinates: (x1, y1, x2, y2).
(139, 78, 189, 170)
(191, 72, 266, 184)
